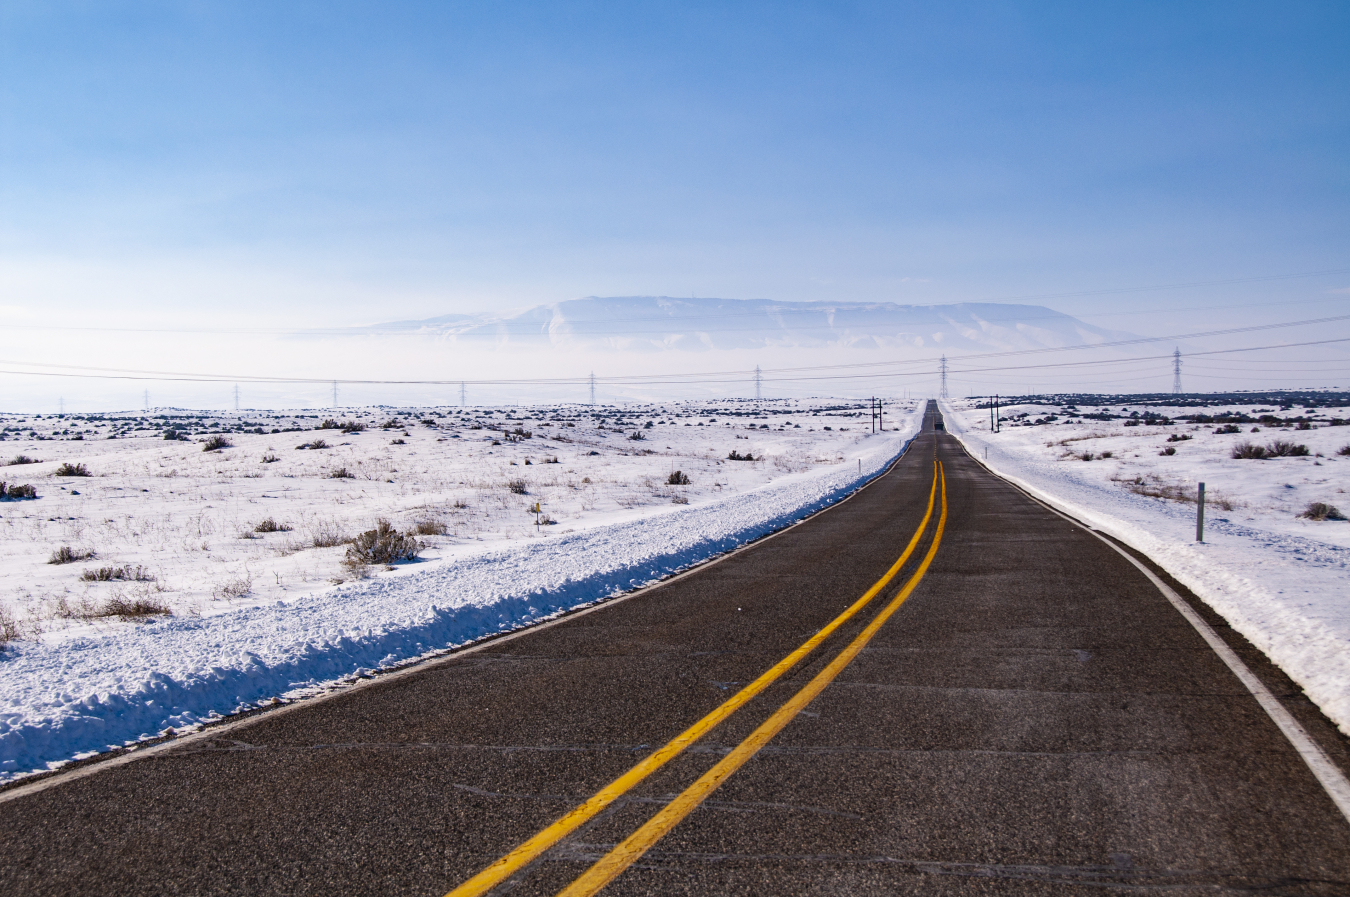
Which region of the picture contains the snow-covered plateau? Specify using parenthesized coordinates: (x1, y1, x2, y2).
(0, 399, 921, 781)
(943, 396, 1350, 735)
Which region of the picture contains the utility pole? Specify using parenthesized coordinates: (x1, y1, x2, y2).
(589, 371, 595, 406)
(1172, 347, 1183, 395)
(754, 365, 762, 401)
(939, 356, 949, 399)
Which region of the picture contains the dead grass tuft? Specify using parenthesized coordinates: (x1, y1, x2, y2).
(79, 565, 155, 582)
(49, 545, 95, 565)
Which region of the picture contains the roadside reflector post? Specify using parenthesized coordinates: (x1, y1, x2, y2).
(1196, 482, 1205, 543)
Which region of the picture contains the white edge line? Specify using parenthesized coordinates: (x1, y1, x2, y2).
(943, 420, 1350, 827)
(0, 429, 925, 805)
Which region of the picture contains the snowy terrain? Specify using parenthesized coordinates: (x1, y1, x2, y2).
(943, 395, 1350, 734)
(0, 399, 921, 781)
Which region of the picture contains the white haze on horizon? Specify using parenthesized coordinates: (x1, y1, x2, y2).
(1, 296, 1345, 413)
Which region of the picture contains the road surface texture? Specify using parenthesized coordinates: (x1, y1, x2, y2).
(3, 403, 1348, 896)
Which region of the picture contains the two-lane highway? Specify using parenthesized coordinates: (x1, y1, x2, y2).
(2, 402, 1348, 895)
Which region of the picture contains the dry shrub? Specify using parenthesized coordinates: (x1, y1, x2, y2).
(0, 482, 37, 500)
(1268, 440, 1310, 457)
(667, 470, 691, 485)
(1117, 477, 1239, 511)
(1338, 444, 1350, 456)
(1301, 502, 1346, 521)
(310, 521, 351, 548)
(0, 605, 19, 647)
(214, 575, 253, 600)
(253, 517, 291, 533)
(508, 478, 528, 494)
(346, 520, 421, 564)
(202, 435, 232, 452)
(54, 462, 90, 477)
(727, 450, 754, 461)
(7, 455, 38, 466)
(328, 467, 354, 479)
(101, 596, 172, 619)
(413, 518, 448, 536)
(49, 545, 95, 565)
(80, 565, 154, 582)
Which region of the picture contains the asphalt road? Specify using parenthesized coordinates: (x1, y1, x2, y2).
(3, 402, 1349, 896)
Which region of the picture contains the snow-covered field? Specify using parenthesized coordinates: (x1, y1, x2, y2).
(943, 395, 1350, 734)
(0, 399, 921, 781)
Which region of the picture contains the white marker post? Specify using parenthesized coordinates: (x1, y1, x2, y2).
(1196, 482, 1205, 543)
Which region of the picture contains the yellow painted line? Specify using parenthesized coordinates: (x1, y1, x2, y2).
(444, 462, 939, 897)
(557, 462, 948, 897)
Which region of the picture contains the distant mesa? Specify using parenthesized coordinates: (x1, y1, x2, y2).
(328, 296, 1135, 354)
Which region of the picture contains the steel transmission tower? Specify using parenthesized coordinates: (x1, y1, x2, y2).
(234, 384, 240, 411)
(754, 365, 762, 401)
(1172, 347, 1183, 394)
(589, 371, 596, 405)
(939, 355, 949, 399)
(460, 382, 466, 407)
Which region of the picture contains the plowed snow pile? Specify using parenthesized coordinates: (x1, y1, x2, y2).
(0, 400, 921, 781)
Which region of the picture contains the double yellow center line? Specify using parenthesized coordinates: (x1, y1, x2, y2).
(449, 460, 948, 897)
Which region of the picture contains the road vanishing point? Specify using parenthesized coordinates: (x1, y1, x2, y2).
(3, 402, 1349, 895)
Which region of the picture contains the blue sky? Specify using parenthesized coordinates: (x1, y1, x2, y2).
(0, 1, 1347, 406)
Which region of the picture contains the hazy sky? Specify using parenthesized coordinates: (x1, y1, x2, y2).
(1, 1, 1347, 407)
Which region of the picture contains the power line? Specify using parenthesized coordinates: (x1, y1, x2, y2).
(1, 327, 1346, 390)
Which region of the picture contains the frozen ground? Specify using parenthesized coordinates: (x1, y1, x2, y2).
(944, 394, 1350, 734)
(0, 399, 921, 781)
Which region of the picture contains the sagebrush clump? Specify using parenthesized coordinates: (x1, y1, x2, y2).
(1233, 440, 1310, 459)
(1300, 502, 1346, 521)
(54, 462, 90, 477)
(253, 517, 291, 533)
(667, 470, 691, 485)
(202, 435, 232, 452)
(0, 482, 37, 500)
(346, 520, 421, 564)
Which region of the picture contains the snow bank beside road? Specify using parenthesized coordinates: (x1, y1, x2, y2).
(942, 401, 1350, 735)
(0, 412, 921, 782)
